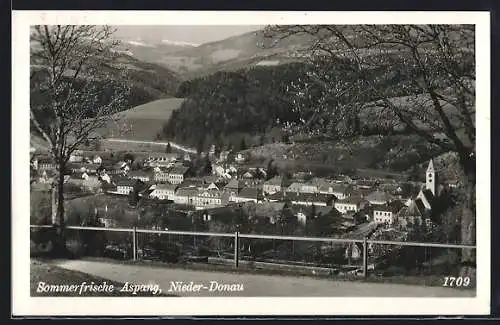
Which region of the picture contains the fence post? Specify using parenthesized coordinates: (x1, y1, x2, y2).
(362, 237, 368, 278)
(234, 231, 239, 268)
(132, 226, 137, 261)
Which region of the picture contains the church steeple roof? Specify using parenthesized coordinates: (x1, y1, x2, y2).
(426, 159, 435, 173)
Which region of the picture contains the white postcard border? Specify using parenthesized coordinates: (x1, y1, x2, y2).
(12, 10, 491, 316)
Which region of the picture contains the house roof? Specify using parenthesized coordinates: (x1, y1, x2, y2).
(335, 196, 366, 205)
(291, 204, 338, 217)
(225, 179, 245, 190)
(267, 191, 285, 201)
(84, 163, 101, 170)
(330, 183, 350, 194)
(420, 189, 435, 203)
(129, 170, 152, 177)
(169, 166, 190, 175)
(373, 202, 404, 214)
(365, 190, 394, 203)
(148, 153, 179, 159)
(401, 198, 430, 218)
(237, 187, 263, 200)
(175, 187, 199, 197)
(355, 179, 379, 188)
(286, 192, 335, 204)
(155, 183, 178, 191)
(115, 179, 136, 187)
(198, 188, 222, 198)
(286, 182, 304, 192)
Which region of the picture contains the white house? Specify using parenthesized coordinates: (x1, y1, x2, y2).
(168, 166, 190, 185)
(334, 196, 367, 214)
(69, 150, 84, 162)
(128, 170, 152, 183)
(235, 153, 246, 163)
(150, 183, 177, 200)
(373, 205, 399, 225)
(92, 156, 103, 164)
(286, 192, 335, 207)
(147, 153, 179, 167)
(263, 176, 286, 195)
(174, 187, 200, 205)
(115, 179, 135, 195)
(193, 188, 223, 209)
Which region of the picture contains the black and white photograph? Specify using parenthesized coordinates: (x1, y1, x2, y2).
(12, 11, 490, 316)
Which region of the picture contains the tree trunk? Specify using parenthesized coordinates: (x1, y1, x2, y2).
(458, 154, 476, 280)
(50, 163, 69, 257)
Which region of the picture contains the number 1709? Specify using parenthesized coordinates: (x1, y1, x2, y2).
(443, 276, 471, 287)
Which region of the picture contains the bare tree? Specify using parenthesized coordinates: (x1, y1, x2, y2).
(30, 25, 130, 233)
(264, 25, 475, 277)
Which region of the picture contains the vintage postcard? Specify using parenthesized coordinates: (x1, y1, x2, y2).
(12, 10, 490, 316)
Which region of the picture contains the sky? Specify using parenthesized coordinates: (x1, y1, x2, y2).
(113, 25, 265, 46)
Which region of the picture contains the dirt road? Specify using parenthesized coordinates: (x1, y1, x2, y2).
(48, 259, 475, 297)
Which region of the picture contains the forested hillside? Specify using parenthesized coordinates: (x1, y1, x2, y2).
(30, 53, 181, 118)
(162, 59, 423, 151)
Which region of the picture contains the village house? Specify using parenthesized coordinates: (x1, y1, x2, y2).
(232, 187, 264, 203)
(242, 171, 254, 179)
(153, 167, 169, 182)
(92, 155, 103, 164)
(168, 166, 190, 184)
(334, 196, 367, 214)
(208, 145, 216, 158)
(342, 210, 369, 225)
(173, 186, 199, 205)
(150, 183, 178, 200)
(234, 152, 247, 163)
(82, 175, 102, 193)
(115, 179, 136, 195)
(37, 158, 57, 171)
(183, 153, 191, 162)
(397, 199, 432, 229)
(68, 150, 84, 162)
(285, 192, 335, 207)
(266, 190, 285, 202)
(244, 202, 289, 225)
(128, 170, 152, 183)
(196, 206, 239, 223)
(38, 170, 55, 184)
(373, 201, 405, 225)
(218, 150, 232, 162)
(99, 217, 117, 228)
(263, 176, 287, 195)
(224, 179, 245, 201)
(286, 182, 305, 194)
(193, 188, 223, 209)
(355, 179, 379, 190)
(365, 190, 395, 205)
(318, 183, 352, 200)
(292, 205, 340, 225)
(146, 153, 179, 167)
(300, 181, 319, 193)
(83, 163, 100, 175)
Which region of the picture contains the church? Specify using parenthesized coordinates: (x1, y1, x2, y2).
(399, 159, 442, 228)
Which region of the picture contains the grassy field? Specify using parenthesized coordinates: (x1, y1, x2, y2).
(31, 259, 174, 296)
(101, 98, 185, 141)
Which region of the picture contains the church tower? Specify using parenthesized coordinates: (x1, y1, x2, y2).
(425, 159, 436, 196)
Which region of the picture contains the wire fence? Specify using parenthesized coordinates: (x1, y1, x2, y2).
(30, 224, 476, 279)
